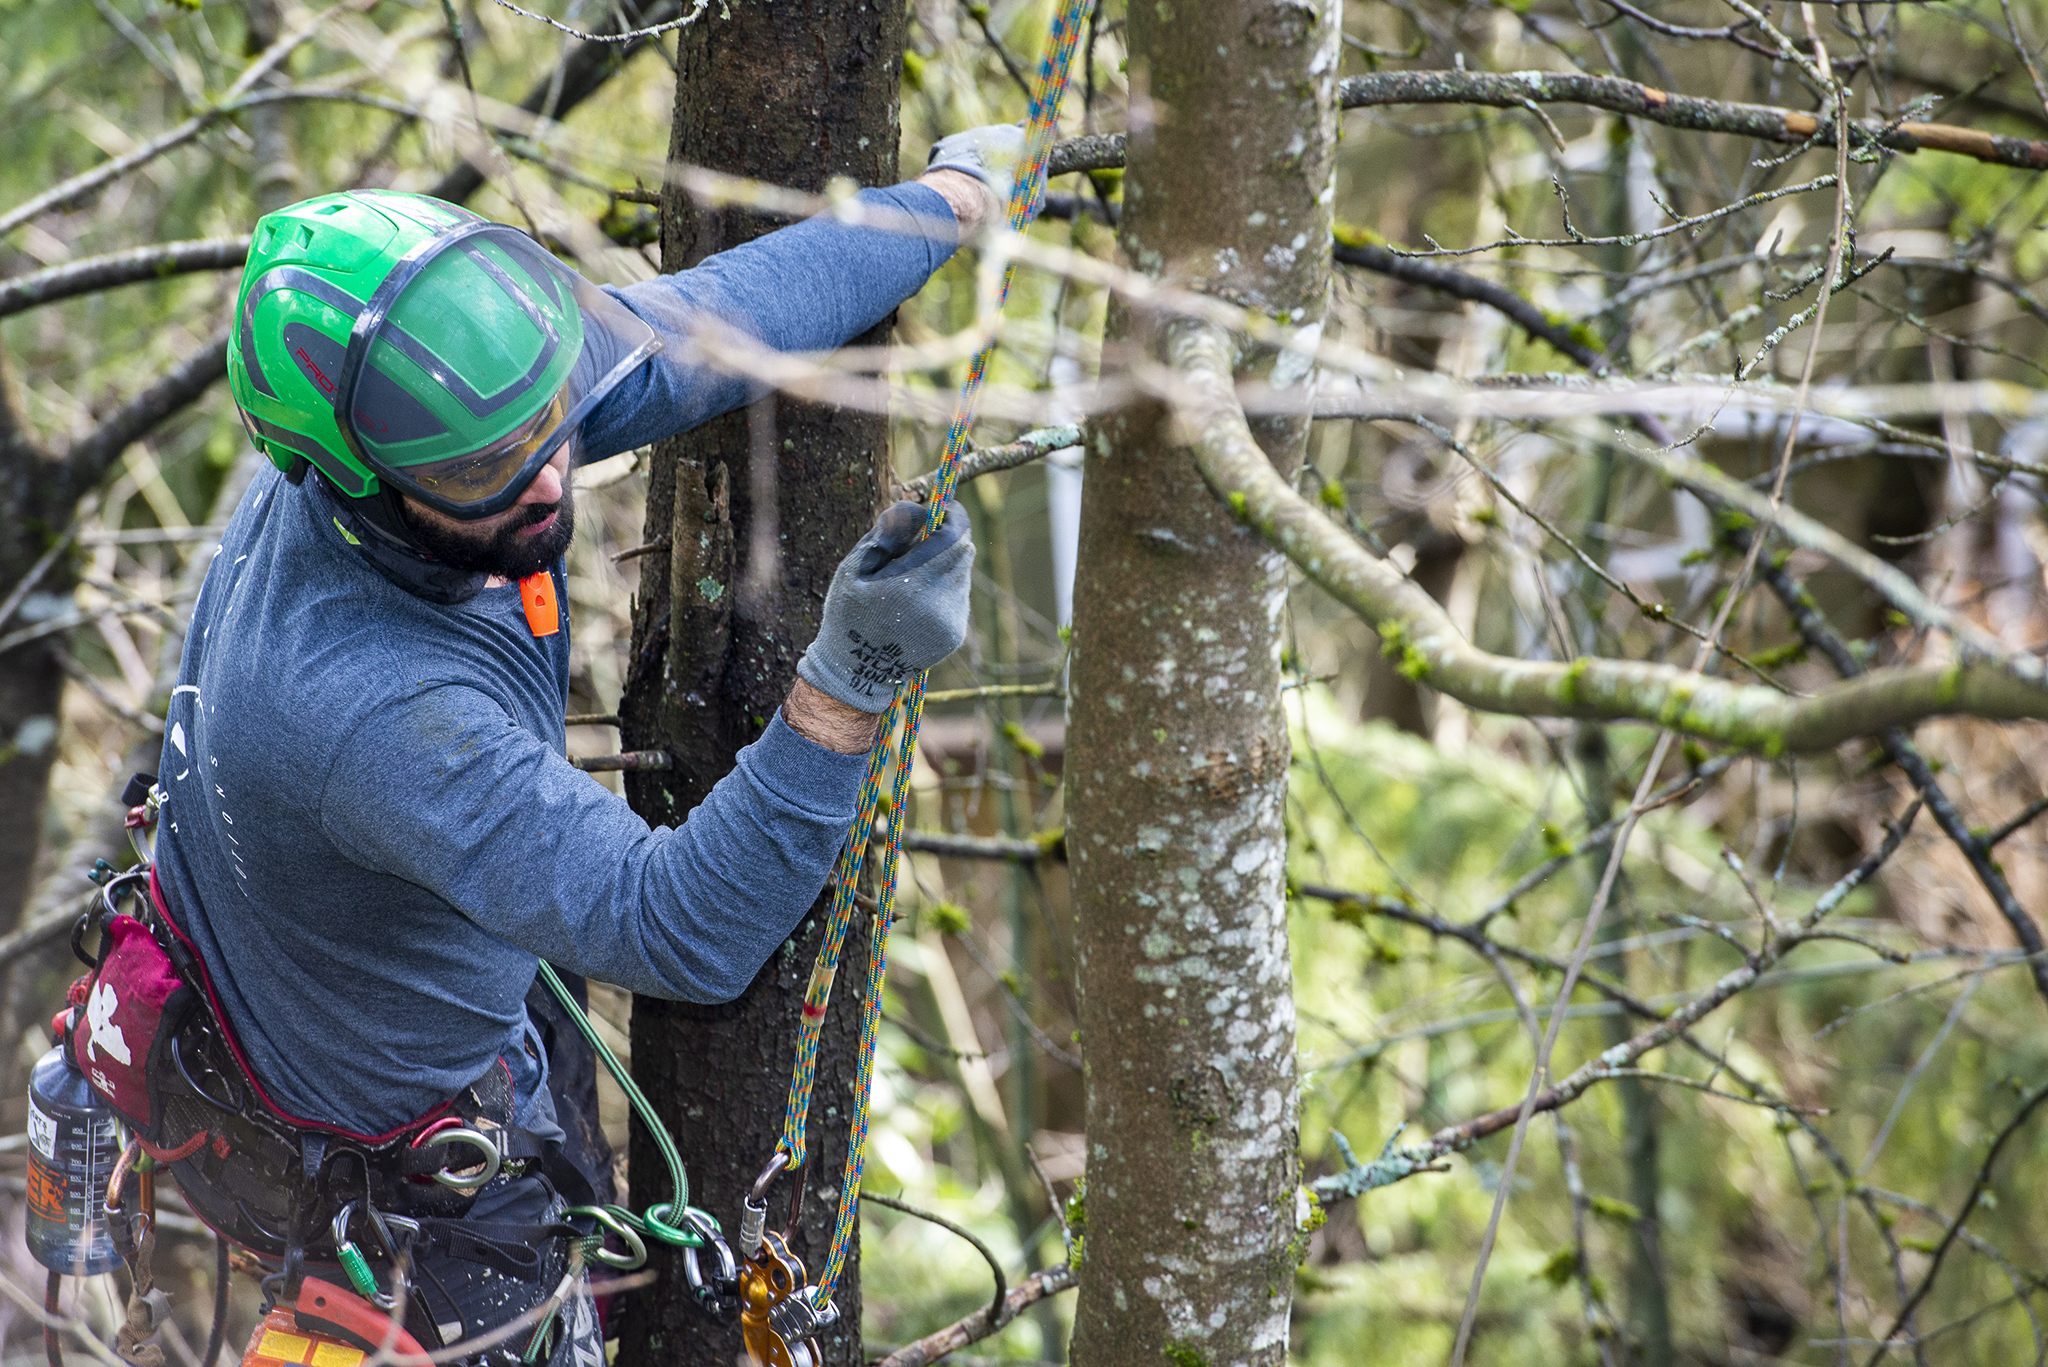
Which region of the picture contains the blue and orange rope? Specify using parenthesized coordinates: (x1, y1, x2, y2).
(771, 0, 1094, 1309)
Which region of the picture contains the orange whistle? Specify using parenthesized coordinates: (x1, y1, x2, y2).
(520, 571, 560, 637)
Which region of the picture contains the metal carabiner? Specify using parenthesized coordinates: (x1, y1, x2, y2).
(331, 1201, 397, 1310)
(678, 1206, 740, 1324)
(741, 1151, 788, 1260)
(414, 1125, 501, 1192)
(562, 1205, 648, 1271)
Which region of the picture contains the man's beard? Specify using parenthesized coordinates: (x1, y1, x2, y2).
(398, 489, 577, 581)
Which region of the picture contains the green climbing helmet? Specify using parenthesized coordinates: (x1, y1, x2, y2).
(227, 189, 662, 519)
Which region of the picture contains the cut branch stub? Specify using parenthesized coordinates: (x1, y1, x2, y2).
(1165, 319, 2048, 754)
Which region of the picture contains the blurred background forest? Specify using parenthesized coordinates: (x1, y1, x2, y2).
(10, 0, 2048, 1361)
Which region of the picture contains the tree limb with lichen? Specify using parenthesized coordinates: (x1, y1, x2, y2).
(1165, 319, 2048, 756)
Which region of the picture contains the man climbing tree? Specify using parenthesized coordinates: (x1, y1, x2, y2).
(120, 127, 1017, 1363)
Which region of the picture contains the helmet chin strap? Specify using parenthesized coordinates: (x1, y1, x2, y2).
(310, 471, 490, 607)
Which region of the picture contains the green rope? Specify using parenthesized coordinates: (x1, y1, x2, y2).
(536, 961, 715, 1252)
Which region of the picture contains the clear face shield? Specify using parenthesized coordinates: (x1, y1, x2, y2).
(333, 222, 663, 520)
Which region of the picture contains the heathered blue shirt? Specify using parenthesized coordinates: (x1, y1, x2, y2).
(156, 185, 956, 1134)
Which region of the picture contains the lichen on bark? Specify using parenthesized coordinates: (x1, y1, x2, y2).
(1067, 1, 1337, 1362)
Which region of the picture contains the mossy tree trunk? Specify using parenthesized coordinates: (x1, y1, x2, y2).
(617, 3, 904, 1362)
(1066, 1, 1337, 1362)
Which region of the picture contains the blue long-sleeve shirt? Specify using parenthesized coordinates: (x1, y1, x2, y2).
(155, 184, 956, 1134)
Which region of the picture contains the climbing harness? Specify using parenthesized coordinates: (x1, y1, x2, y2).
(737, 0, 1094, 1355)
(52, 781, 739, 1366)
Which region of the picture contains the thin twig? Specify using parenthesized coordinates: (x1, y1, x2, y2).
(873, 1265, 1076, 1367)
(861, 1191, 1007, 1330)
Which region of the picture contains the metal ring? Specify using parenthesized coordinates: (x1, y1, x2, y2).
(563, 1205, 647, 1271)
(415, 1126, 501, 1192)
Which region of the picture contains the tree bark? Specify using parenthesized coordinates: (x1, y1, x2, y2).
(0, 362, 80, 937)
(1066, 1, 1337, 1362)
(618, 3, 903, 1362)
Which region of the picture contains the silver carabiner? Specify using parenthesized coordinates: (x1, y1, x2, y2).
(417, 1125, 502, 1192)
(679, 1206, 740, 1324)
(331, 1201, 398, 1310)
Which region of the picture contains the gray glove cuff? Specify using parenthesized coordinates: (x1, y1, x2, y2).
(925, 156, 999, 193)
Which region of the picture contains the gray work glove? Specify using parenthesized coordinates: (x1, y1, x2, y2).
(798, 500, 975, 713)
(926, 123, 1027, 212)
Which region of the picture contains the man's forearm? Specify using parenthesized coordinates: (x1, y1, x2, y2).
(783, 678, 884, 754)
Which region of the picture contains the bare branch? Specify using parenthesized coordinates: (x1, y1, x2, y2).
(1333, 238, 1611, 373)
(874, 1264, 1077, 1367)
(1313, 801, 1921, 1201)
(568, 750, 674, 772)
(1866, 1080, 2048, 1364)
(902, 426, 1082, 500)
(0, 2, 362, 238)
(902, 829, 1064, 864)
(861, 1190, 1007, 1331)
(1046, 69, 2048, 176)
(0, 237, 252, 320)
(60, 332, 230, 507)
(428, 0, 693, 204)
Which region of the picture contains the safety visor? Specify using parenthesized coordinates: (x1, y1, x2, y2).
(333, 221, 663, 520)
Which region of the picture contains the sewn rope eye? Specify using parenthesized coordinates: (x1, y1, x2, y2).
(777, 0, 1094, 1310)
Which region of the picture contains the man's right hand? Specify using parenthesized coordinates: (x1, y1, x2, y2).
(797, 500, 975, 714)
(926, 124, 1027, 221)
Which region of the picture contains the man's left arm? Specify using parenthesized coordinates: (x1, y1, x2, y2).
(577, 149, 1012, 461)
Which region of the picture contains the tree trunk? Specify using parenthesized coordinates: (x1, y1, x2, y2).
(1066, 2, 1336, 1362)
(0, 365, 75, 936)
(618, 4, 903, 1361)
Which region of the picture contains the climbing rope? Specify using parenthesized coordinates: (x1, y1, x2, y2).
(771, 0, 1094, 1313)
(535, 962, 720, 1259)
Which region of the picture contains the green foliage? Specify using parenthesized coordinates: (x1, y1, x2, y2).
(1534, 1246, 1579, 1287)
(926, 901, 972, 936)
(1588, 1195, 1640, 1225)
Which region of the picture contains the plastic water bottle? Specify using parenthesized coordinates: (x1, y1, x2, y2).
(24, 1042, 121, 1275)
